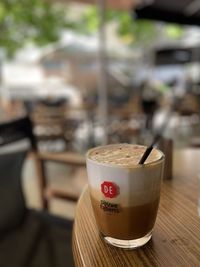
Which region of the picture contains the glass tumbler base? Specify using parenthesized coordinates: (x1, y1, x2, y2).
(102, 231, 152, 249)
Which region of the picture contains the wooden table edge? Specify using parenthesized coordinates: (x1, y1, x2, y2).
(73, 185, 89, 267)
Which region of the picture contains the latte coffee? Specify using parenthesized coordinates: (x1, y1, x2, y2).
(86, 144, 164, 249)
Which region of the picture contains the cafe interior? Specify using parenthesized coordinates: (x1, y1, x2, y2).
(0, 0, 200, 266)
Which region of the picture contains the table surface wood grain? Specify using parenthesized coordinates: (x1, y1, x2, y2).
(73, 149, 200, 267)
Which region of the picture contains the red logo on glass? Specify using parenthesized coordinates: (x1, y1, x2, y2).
(101, 181, 119, 198)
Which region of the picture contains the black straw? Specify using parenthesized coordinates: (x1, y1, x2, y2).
(139, 97, 180, 165)
(138, 132, 162, 165)
(139, 145, 154, 165)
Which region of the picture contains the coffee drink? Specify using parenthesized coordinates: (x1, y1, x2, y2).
(86, 144, 164, 249)
(88, 144, 161, 166)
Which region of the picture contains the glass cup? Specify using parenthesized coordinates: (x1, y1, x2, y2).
(197, 173, 200, 216)
(86, 144, 165, 249)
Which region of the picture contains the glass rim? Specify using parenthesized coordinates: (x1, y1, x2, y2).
(86, 144, 165, 169)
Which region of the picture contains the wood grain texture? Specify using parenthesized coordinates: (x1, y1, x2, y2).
(73, 149, 200, 267)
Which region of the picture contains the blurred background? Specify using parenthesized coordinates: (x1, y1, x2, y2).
(0, 0, 200, 219)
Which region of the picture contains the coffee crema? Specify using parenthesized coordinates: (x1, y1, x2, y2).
(91, 196, 160, 240)
(88, 144, 162, 166)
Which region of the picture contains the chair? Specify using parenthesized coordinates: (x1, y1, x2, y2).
(31, 99, 67, 152)
(0, 116, 86, 210)
(31, 101, 87, 209)
(0, 125, 75, 266)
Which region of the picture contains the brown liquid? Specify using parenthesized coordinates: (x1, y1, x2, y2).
(91, 196, 160, 240)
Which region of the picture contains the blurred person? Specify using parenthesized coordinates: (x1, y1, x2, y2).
(185, 75, 193, 93)
(153, 94, 180, 140)
(169, 75, 186, 98)
(140, 80, 161, 131)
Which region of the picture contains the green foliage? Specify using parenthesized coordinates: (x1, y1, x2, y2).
(165, 24, 183, 39)
(0, 0, 67, 57)
(114, 13, 157, 45)
(73, 7, 184, 46)
(81, 7, 99, 33)
(0, 1, 185, 58)
(73, 7, 157, 45)
(69, 7, 99, 35)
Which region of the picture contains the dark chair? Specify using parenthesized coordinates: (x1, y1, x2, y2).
(0, 116, 48, 208)
(0, 118, 75, 267)
(0, 116, 86, 210)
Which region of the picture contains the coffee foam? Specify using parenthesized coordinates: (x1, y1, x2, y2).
(87, 162, 163, 207)
(87, 144, 164, 207)
(88, 144, 162, 167)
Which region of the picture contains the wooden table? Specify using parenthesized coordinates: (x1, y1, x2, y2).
(73, 149, 200, 267)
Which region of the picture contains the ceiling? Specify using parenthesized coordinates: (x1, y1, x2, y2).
(135, 0, 200, 25)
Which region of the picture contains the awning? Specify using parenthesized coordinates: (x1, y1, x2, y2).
(135, 0, 200, 26)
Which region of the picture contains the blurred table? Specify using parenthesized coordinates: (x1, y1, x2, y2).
(73, 149, 200, 267)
